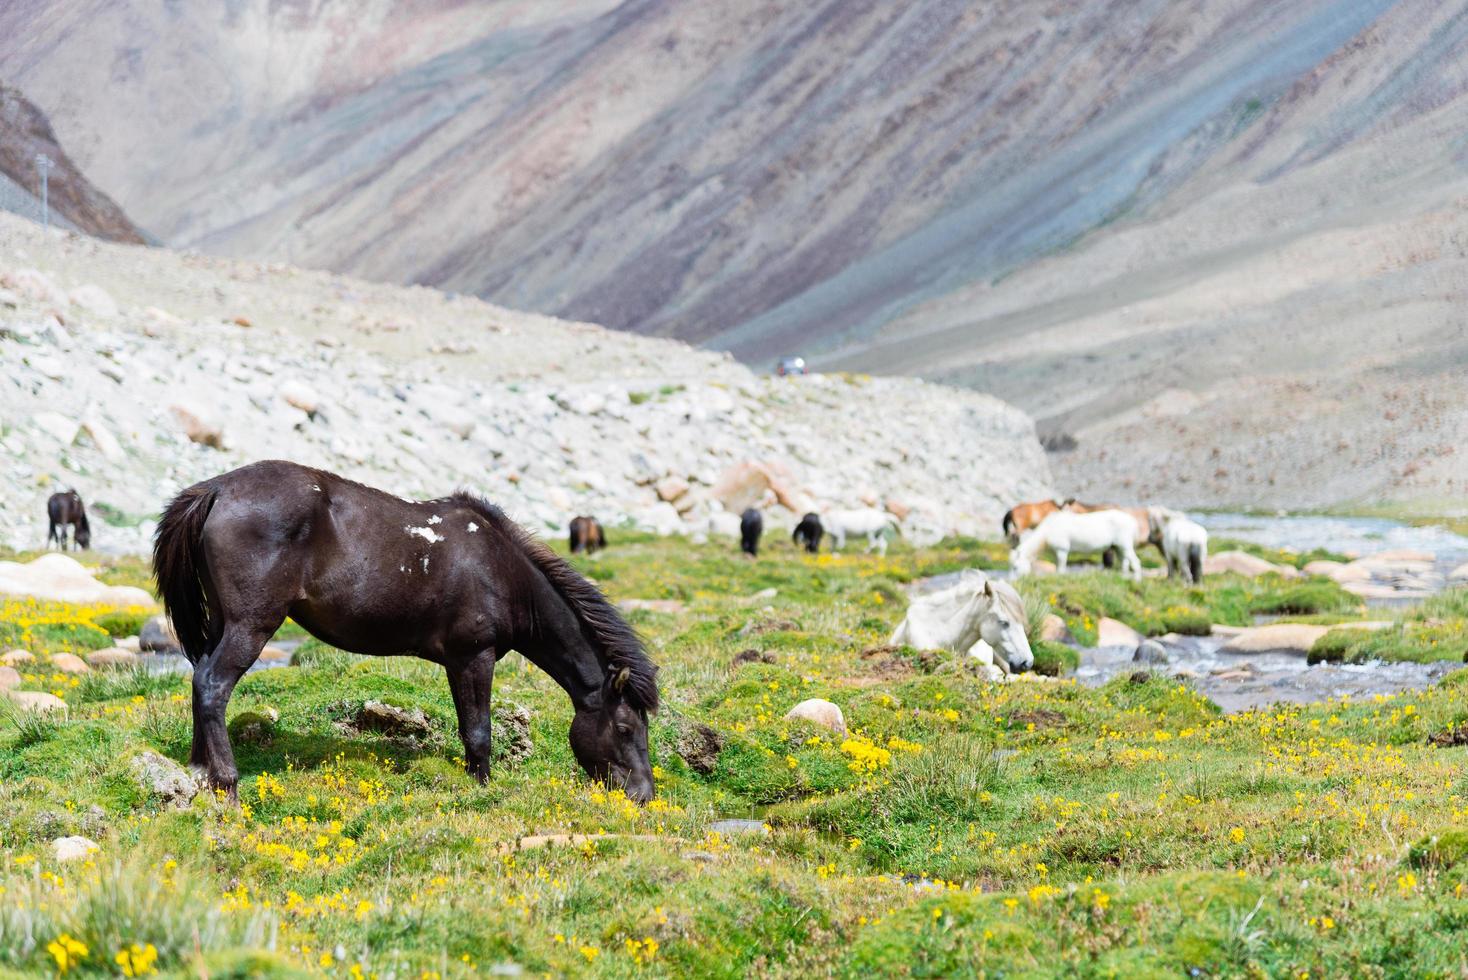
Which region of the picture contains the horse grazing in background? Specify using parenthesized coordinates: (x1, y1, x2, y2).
(825, 508, 900, 554)
(792, 513, 823, 553)
(1011, 509, 1141, 579)
(1148, 506, 1208, 583)
(153, 461, 659, 802)
(740, 508, 763, 557)
(1002, 499, 1067, 546)
(890, 570, 1034, 675)
(46, 490, 91, 550)
(569, 516, 606, 554)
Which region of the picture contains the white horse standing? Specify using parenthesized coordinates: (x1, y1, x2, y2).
(890, 570, 1034, 676)
(1147, 506, 1208, 583)
(825, 508, 900, 554)
(1011, 509, 1142, 579)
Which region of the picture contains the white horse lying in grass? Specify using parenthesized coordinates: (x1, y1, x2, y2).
(1011, 509, 1141, 579)
(1147, 506, 1208, 583)
(890, 570, 1034, 675)
(825, 508, 900, 554)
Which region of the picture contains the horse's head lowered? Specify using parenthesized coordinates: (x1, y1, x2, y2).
(569, 663, 656, 803)
(977, 579, 1034, 673)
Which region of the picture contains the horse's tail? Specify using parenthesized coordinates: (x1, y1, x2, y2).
(1188, 542, 1204, 583)
(886, 512, 903, 537)
(153, 483, 219, 665)
(1001, 509, 1017, 540)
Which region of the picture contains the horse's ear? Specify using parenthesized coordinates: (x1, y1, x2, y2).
(982, 579, 995, 597)
(612, 666, 631, 692)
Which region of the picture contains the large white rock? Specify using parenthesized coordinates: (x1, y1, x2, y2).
(1220, 623, 1329, 656)
(31, 411, 79, 447)
(1096, 617, 1144, 648)
(7, 690, 68, 716)
(1204, 551, 1299, 579)
(1450, 562, 1468, 582)
(784, 698, 846, 734)
(0, 554, 156, 607)
(52, 836, 100, 863)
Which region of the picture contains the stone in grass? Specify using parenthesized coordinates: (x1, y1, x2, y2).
(1133, 640, 1169, 666)
(783, 698, 846, 734)
(355, 700, 436, 739)
(49, 652, 89, 674)
(229, 707, 280, 743)
(1, 649, 35, 666)
(8, 690, 68, 716)
(675, 721, 724, 775)
(139, 616, 182, 654)
(86, 647, 140, 669)
(0, 665, 19, 690)
(52, 836, 99, 862)
(129, 751, 200, 807)
(490, 701, 534, 766)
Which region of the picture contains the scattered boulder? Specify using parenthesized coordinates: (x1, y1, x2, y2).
(1428, 722, 1468, 748)
(1205, 551, 1299, 578)
(52, 836, 99, 863)
(1133, 640, 1169, 665)
(139, 616, 181, 653)
(86, 648, 140, 669)
(1302, 560, 1345, 577)
(279, 380, 321, 416)
(0, 554, 155, 607)
(78, 413, 124, 461)
(1, 649, 34, 666)
(0, 665, 20, 689)
(1220, 623, 1330, 656)
(32, 411, 80, 447)
(783, 698, 846, 734)
(169, 404, 224, 449)
(731, 649, 777, 668)
(7, 690, 67, 715)
(491, 701, 535, 766)
(128, 751, 199, 806)
(50, 652, 89, 674)
(655, 476, 690, 503)
(229, 707, 280, 743)
(1449, 563, 1468, 582)
(355, 700, 436, 739)
(1209, 624, 1248, 639)
(257, 645, 291, 665)
(675, 721, 724, 775)
(1096, 617, 1143, 648)
(1038, 614, 1071, 643)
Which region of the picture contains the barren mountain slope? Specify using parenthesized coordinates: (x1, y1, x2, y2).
(4, 0, 1467, 510)
(0, 213, 1050, 551)
(0, 83, 146, 243)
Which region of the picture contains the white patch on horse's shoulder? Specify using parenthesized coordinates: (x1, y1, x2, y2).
(399, 564, 407, 573)
(310, 484, 322, 492)
(467, 521, 479, 533)
(405, 525, 445, 544)
(427, 515, 442, 525)
(422, 555, 430, 573)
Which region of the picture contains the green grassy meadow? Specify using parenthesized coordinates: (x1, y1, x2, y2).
(1, 537, 1466, 977)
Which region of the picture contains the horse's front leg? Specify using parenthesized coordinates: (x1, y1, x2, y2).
(193, 622, 272, 799)
(1055, 549, 1068, 573)
(446, 650, 497, 782)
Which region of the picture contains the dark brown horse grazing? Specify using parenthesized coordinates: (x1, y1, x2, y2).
(792, 512, 823, 554)
(153, 461, 659, 802)
(47, 490, 91, 550)
(568, 516, 606, 554)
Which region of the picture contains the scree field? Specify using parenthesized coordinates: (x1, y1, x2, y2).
(1, 536, 1466, 978)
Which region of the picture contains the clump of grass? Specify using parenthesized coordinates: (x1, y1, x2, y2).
(1031, 639, 1079, 677)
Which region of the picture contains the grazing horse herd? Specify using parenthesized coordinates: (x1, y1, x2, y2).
(1003, 497, 1209, 584)
(38, 465, 1204, 803)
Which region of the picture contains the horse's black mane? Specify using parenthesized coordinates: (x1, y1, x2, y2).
(448, 492, 659, 713)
